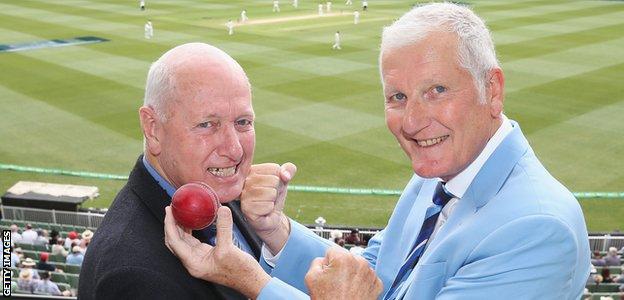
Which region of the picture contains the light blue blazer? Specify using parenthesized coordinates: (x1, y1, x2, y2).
(258, 122, 591, 299)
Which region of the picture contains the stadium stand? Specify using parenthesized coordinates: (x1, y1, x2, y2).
(2, 210, 624, 299)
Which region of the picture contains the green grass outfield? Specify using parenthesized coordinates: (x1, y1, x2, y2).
(0, 0, 622, 231)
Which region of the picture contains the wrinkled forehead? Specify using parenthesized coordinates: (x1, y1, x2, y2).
(171, 59, 251, 102)
(381, 31, 458, 65)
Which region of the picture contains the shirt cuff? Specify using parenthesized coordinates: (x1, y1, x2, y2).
(262, 243, 284, 268)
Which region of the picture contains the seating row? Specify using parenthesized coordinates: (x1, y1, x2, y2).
(9, 267, 79, 289)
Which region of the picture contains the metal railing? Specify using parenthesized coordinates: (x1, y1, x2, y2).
(589, 235, 624, 252)
(1, 205, 104, 229)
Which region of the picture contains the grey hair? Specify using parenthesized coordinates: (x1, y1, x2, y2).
(380, 2, 499, 102)
(144, 54, 174, 121)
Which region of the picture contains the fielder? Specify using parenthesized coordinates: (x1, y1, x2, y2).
(240, 10, 248, 23)
(354, 10, 360, 24)
(318, 3, 324, 16)
(144, 20, 153, 39)
(332, 31, 341, 50)
(226, 19, 234, 35)
(273, 0, 280, 12)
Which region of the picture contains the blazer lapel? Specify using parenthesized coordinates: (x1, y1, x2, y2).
(403, 180, 438, 255)
(422, 122, 530, 257)
(128, 155, 171, 224)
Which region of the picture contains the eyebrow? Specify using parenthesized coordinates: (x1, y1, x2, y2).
(198, 113, 255, 120)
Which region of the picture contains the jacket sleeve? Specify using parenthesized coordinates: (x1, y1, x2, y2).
(437, 215, 586, 299)
(361, 228, 385, 269)
(257, 277, 310, 300)
(259, 220, 334, 296)
(94, 266, 195, 300)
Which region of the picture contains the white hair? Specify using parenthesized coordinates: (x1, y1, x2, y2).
(380, 2, 499, 102)
(144, 48, 175, 122)
(143, 42, 250, 121)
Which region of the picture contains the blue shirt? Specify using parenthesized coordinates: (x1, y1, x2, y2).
(66, 253, 84, 266)
(142, 156, 253, 255)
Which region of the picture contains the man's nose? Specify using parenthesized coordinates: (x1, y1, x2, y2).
(216, 126, 243, 161)
(401, 100, 427, 136)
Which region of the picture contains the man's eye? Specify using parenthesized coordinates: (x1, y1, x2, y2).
(433, 86, 446, 93)
(197, 122, 213, 128)
(390, 92, 407, 102)
(236, 119, 252, 126)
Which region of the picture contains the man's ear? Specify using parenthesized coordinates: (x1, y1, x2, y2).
(139, 106, 162, 156)
(487, 68, 505, 117)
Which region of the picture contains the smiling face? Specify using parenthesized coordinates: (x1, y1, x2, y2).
(381, 31, 503, 181)
(143, 53, 255, 203)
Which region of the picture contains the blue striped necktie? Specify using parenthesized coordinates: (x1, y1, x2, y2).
(384, 181, 454, 300)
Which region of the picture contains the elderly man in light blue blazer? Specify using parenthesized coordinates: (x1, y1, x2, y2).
(164, 3, 591, 300)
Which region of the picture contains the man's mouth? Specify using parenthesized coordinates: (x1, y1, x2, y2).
(415, 135, 449, 147)
(207, 165, 238, 177)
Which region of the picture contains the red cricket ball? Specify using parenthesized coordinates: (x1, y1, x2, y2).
(171, 182, 220, 230)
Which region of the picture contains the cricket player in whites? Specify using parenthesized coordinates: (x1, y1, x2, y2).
(318, 4, 324, 16)
(332, 30, 341, 50)
(354, 10, 360, 24)
(226, 20, 234, 35)
(144, 20, 153, 39)
(345, 0, 352, 5)
(292, 0, 298, 8)
(273, 0, 280, 12)
(240, 10, 248, 23)
(326, 1, 332, 12)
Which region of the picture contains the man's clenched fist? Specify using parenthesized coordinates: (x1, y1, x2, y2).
(241, 162, 297, 254)
(305, 248, 383, 300)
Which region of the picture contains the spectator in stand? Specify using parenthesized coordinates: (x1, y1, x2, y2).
(79, 230, 94, 252)
(49, 230, 60, 246)
(11, 246, 20, 268)
(66, 246, 84, 266)
(36, 252, 57, 272)
(601, 267, 615, 283)
(14, 247, 24, 261)
(349, 240, 366, 256)
(329, 230, 343, 243)
(21, 258, 40, 280)
(33, 271, 70, 296)
(34, 230, 49, 247)
(344, 228, 360, 245)
(592, 250, 607, 266)
(614, 266, 624, 283)
(52, 238, 68, 257)
(337, 238, 346, 248)
(587, 264, 598, 285)
(64, 231, 80, 250)
(21, 224, 38, 244)
(17, 268, 38, 293)
(605, 247, 622, 266)
(10, 224, 23, 245)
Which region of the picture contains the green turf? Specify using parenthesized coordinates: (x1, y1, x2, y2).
(0, 0, 622, 232)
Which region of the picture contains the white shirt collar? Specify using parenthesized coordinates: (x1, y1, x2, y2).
(444, 114, 513, 199)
